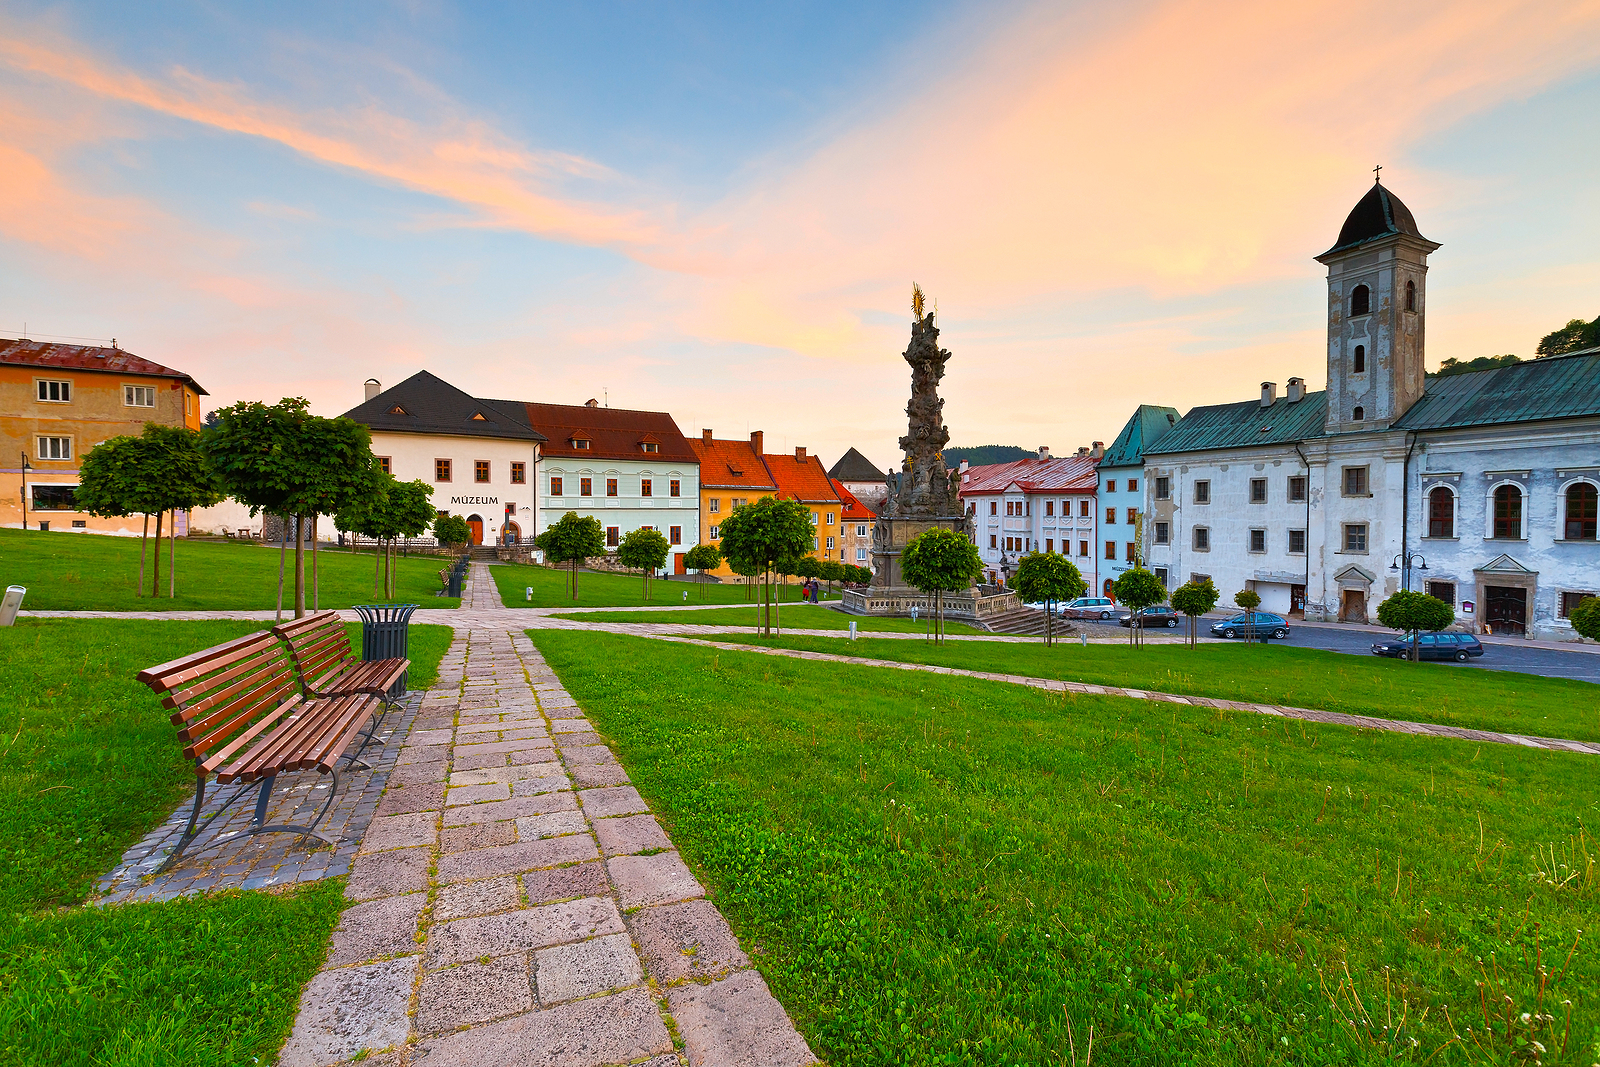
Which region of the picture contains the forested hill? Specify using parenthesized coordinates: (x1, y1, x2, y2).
(943, 445, 1031, 467)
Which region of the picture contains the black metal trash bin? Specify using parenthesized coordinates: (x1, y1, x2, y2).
(355, 603, 418, 700)
(447, 569, 464, 597)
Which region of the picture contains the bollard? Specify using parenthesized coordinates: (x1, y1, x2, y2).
(683, 591, 688, 602)
(0, 586, 24, 627)
(526, 587, 533, 601)
(1080, 631, 1087, 647)
(849, 621, 858, 641)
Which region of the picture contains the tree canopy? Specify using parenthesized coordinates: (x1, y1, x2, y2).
(1434, 354, 1521, 378)
(1011, 551, 1085, 645)
(1233, 589, 1262, 611)
(1171, 578, 1220, 648)
(682, 543, 722, 600)
(1570, 596, 1600, 643)
(617, 527, 671, 599)
(1376, 590, 1456, 661)
(900, 527, 984, 644)
(1113, 567, 1168, 647)
(1536, 314, 1600, 357)
(434, 514, 471, 548)
(536, 511, 606, 600)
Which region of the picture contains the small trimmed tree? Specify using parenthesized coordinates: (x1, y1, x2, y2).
(1171, 578, 1220, 648)
(435, 514, 471, 549)
(1113, 566, 1168, 648)
(74, 433, 156, 596)
(792, 555, 820, 601)
(337, 474, 436, 599)
(1571, 596, 1600, 642)
(1011, 551, 1085, 645)
(848, 564, 873, 585)
(1376, 589, 1456, 661)
(618, 527, 671, 600)
(900, 527, 985, 644)
(682, 543, 722, 600)
(817, 559, 846, 599)
(1234, 589, 1262, 611)
(535, 512, 606, 601)
(717, 497, 814, 636)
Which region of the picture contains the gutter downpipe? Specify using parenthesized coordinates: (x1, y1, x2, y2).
(1292, 443, 1312, 617)
(1401, 432, 1418, 592)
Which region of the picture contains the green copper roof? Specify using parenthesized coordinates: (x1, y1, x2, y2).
(1099, 404, 1182, 467)
(1145, 391, 1329, 455)
(1396, 348, 1600, 430)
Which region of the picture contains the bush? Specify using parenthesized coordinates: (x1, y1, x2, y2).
(1571, 596, 1600, 641)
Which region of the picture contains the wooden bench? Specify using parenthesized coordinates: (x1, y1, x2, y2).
(137, 630, 380, 873)
(273, 610, 410, 707)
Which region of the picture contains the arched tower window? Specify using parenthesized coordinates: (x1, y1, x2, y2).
(1567, 482, 1599, 540)
(1427, 486, 1454, 538)
(1492, 485, 1523, 539)
(1353, 344, 1366, 373)
(1352, 406, 1364, 421)
(1350, 285, 1370, 316)
(1405, 280, 1417, 312)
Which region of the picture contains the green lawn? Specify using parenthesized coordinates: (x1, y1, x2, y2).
(0, 619, 451, 1065)
(699, 634, 1600, 744)
(549, 604, 983, 634)
(0, 527, 460, 610)
(531, 631, 1600, 1066)
(490, 558, 816, 608)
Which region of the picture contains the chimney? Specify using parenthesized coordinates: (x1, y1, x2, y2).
(702, 428, 713, 444)
(1037, 445, 1051, 460)
(585, 398, 599, 408)
(1075, 446, 1089, 457)
(1090, 441, 1104, 460)
(1260, 382, 1277, 407)
(958, 460, 969, 473)
(1286, 377, 1306, 403)
(750, 430, 764, 454)
(364, 378, 381, 402)
(795, 446, 807, 461)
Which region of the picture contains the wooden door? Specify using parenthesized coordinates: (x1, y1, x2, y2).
(1485, 586, 1527, 635)
(674, 552, 685, 575)
(1340, 589, 1366, 622)
(467, 515, 484, 545)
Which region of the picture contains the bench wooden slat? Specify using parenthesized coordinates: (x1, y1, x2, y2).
(273, 611, 408, 702)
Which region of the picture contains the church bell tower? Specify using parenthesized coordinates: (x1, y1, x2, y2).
(1314, 175, 1440, 433)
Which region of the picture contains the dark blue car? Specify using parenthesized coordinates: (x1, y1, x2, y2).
(1209, 612, 1290, 639)
(1371, 631, 1485, 662)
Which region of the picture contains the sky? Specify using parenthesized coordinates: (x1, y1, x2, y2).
(3, 0, 1599, 473)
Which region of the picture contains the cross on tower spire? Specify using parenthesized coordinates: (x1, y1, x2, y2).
(1373, 163, 1382, 183)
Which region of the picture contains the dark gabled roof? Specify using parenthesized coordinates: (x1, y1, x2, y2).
(0, 337, 208, 394)
(1320, 182, 1434, 258)
(831, 479, 876, 520)
(1145, 392, 1329, 455)
(1099, 404, 1182, 468)
(1396, 348, 1600, 431)
(828, 447, 886, 483)
(523, 402, 696, 462)
(343, 371, 547, 441)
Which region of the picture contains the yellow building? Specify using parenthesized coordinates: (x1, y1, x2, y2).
(2, 338, 207, 535)
(764, 446, 843, 568)
(688, 429, 776, 578)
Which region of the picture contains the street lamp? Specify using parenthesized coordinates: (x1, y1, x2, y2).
(1390, 551, 1427, 590)
(19, 452, 32, 531)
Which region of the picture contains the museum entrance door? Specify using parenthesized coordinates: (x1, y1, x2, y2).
(1485, 585, 1527, 635)
(467, 514, 484, 545)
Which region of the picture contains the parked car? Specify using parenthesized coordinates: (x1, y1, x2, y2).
(1371, 631, 1485, 662)
(1120, 605, 1180, 628)
(1209, 612, 1290, 639)
(1060, 597, 1117, 620)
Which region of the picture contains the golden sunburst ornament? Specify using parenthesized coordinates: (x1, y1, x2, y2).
(912, 283, 926, 320)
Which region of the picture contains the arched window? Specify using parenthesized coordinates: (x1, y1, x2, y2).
(1567, 482, 1599, 540)
(1427, 486, 1454, 538)
(1350, 284, 1370, 316)
(1353, 344, 1366, 373)
(1492, 484, 1523, 539)
(1352, 406, 1365, 421)
(1405, 280, 1416, 312)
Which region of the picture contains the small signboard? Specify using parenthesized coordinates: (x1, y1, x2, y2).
(1461, 600, 1475, 614)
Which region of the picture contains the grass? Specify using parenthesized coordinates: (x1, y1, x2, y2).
(0, 619, 452, 1065)
(548, 604, 983, 634)
(531, 631, 1600, 1066)
(695, 634, 1600, 745)
(490, 558, 815, 608)
(0, 527, 460, 610)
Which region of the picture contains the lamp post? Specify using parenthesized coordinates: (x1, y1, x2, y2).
(19, 452, 31, 531)
(1390, 551, 1427, 591)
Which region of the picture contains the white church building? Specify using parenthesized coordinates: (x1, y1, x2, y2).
(1144, 180, 1600, 640)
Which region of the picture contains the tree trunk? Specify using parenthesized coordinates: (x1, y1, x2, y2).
(294, 514, 307, 619)
(276, 516, 287, 622)
(168, 512, 176, 598)
(374, 538, 383, 598)
(138, 513, 148, 597)
(151, 510, 163, 597)
(311, 515, 319, 610)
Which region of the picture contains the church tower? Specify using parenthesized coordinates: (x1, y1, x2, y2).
(1314, 177, 1440, 433)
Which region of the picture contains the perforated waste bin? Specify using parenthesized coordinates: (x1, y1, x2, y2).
(355, 603, 418, 699)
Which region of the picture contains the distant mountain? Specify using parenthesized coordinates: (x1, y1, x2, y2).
(943, 445, 1031, 467)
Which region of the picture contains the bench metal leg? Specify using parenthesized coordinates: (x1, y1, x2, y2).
(143, 768, 341, 876)
(244, 767, 341, 849)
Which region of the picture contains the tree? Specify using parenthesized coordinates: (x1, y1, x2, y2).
(792, 555, 820, 600)
(817, 559, 846, 599)
(1376, 589, 1456, 662)
(1536, 314, 1600, 357)
(336, 473, 435, 599)
(435, 514, 471, 548)
(1570, 597, 1600, 642)
(1113, 567, 1168, 647)
(1435, 354, 1521, 377)
(729, 555, 762, 602)
(1234, 589, 1261, 611)
(847, 564, 873, 585)
(682, 543, 722, 600)
(900, 527, 984, 644)
(1171, 578, 1220, 648)
(617, 527, 671, 600)
(74, 433, 155, 596)
(1011, 551, 1085, 645)
(716, 496, 814, 636)
(535, 512, 606, 601)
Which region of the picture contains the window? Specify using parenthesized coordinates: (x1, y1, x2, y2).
(1126, 508, 1137, 524)
(1153, 521, 1169, 544)
(1353, 345, 1366, 374)
(511, 462, 526, 484)
(435, 458, 452, 482)
(1565, 483, 1598, 540)
(124, 385, 155, 407)
(989, 501, 998, 515)
(709, 524, 721, 539)
(1193, 480, 1210, 504)
(1193, 527, 1209, 551)
(606, 478, 619, 497)
(1106, 507, 1116, 525)
(36, 379, 71, 402)
(1154, 567, 1168, 588)
(1352, 406, 1365, 421)
(857, 523, 868, 536)
(1045, 538, 1054, 553)
(580, 477, 593, 496)
(1250, 478, 1267, 503)
(550, 476, 564, 496)
(1351, 284, 1370, 316)
(1249, 529, 1266, 553)
(30, 484, 79, 510)
(813, 537, 820, 551)
(826, 536, 836, 550)
(1405, 280, 1416, 312)
(1154, 476, 1170, 501)
(642, 442, 658, 453)
(1078, 540, 1089, 556)
(1427, 581, 1456, 608)
(827, 512, 836, 525)
(1125, 542, 1136, 562)
(709, 498, 720, 514)
(1105, 479, 1115, 492)
(1105, 541, 1116, 560)
(1080, 499, 1091, 517)
(1560, 591, 1597, 619)
(573, 439, 591, 450)
(1045, 501, 1054, 517)
(185, 392, 192, 416)
(1493, 485, 1523, 539)
(376, 456, 392, 475)
(1343, 466, 1368, 496)
(1343, 523, 1368, 552)
(641, 478, 653, 497)
(858, 548, 868, 562)
(606, 527, 620, 547)
(1288, 475, 1307, 502)
(1127, 480, 1138, 492)
(1427, 486, 1454, 538)
(732, 498, 747, 508)
(990, 535, 997, 549)
(670, 480, 680, 497)
(1288, 529, 1307, 554)
(810, 512, 819, 525)
(669, 526, 682, 545)
(475, 461, 490, 483)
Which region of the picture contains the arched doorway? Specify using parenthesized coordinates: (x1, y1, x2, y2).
(503, 521, 521, 545)
(466, 514, 484, 545)
(1103, 578, 1115, 600)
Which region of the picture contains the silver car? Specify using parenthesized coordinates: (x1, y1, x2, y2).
(1060, 596, 1117, 620)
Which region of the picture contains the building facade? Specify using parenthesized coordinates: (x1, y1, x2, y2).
(832, 479, 877, 571)
(957, 448, 1100, 587)
(688, 429, 777, 578)
(2, 339, 206, 535)
(827, 447, 888, 513)
(1097, 405, 1181, 595)
(764, 446, 842, 569)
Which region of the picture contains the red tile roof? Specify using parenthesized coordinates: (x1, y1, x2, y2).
(689, 434, 777, 490)
(0, 338, 208, 394)
(831, 479, 876, 520)
(765, 450, 839, 504)
(957, 455, 1099, 496)
(521, 402, 695, 462)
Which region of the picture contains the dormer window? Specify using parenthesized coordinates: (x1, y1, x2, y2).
(1350, 285, 1370, 317)
(388, 405, 409, 416)
(572, 438, 591, 450)
(642, 442, 658, 453)
(471, 412, 487, 421)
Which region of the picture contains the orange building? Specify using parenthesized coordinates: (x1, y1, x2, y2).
(2, 339, 207, 535)
(688, 429, 777, 577)
(764, 446, 842, 568)
(831, 479, 877, 572)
